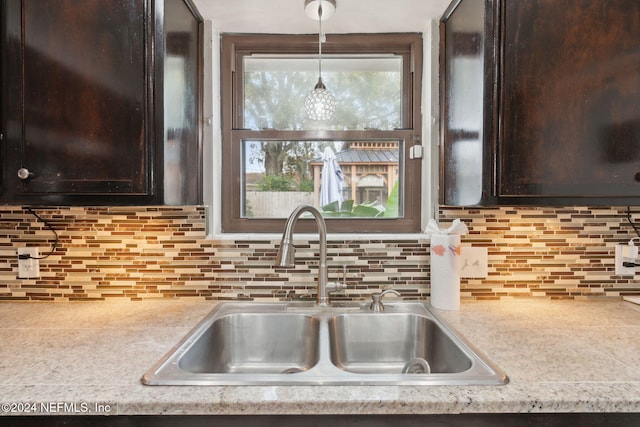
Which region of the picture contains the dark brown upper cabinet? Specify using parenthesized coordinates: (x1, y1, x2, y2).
(441, 0, 640, 206)
(440, 0, 498, 206)
(1, 0, 202, 205)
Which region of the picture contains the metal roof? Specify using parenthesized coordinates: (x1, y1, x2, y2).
(312, 149, 399, 164)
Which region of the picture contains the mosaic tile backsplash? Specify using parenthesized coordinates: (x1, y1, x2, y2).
(1, 205, 639, 301)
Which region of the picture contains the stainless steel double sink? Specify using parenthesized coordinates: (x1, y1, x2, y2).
(142, 301, 508, 386)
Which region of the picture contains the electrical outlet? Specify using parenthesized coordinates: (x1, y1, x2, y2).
(615, 244, 636, 276)
(17, 247, 40, 279)
(460, 246, 488, 278)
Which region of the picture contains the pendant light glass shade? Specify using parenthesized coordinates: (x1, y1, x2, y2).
(305, 78, 336, 120)
(304, 0, 336, 121)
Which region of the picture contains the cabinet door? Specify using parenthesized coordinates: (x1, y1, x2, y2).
(3, 0, 157, 204)
(163, 0, 202, 205)
(440, 0, 498, 206)
(499, 0, 640, 203)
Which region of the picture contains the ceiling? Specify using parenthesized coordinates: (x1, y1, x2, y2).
(191, 0, 452, 34)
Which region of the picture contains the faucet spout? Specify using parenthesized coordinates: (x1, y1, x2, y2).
(276, 205, 333, 306)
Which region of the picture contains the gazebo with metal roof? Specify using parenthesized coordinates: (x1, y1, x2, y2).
(310, 141, 399, 207)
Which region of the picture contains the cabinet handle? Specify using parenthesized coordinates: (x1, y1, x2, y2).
(17, 168, 34, 180)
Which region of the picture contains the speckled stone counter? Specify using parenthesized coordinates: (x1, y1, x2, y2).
(1, 299, 640, 416)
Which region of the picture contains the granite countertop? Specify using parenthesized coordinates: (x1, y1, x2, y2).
(1, 299, 640, 416)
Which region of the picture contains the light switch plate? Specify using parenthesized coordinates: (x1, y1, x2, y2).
(460, 246, 488, 278)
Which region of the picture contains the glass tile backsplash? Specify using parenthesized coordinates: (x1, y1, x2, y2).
(0, 205, 638, 301)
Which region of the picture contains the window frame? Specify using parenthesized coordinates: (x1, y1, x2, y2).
(220, 33, 423, 233)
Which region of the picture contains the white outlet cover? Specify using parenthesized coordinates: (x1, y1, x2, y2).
(460, 246, 488, 279)
(17, 247, 40, 279)
(615, 245, 636, 276)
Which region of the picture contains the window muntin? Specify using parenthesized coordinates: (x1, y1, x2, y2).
(221, 34, 422, 233)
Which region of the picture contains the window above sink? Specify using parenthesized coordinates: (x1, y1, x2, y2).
(218, 33, 425, 234)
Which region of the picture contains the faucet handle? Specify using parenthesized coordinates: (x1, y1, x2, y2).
(326, 265, 347, 294)
(369, 289, 401, 312)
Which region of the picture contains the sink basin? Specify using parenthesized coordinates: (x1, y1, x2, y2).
(142, 301, 508, 386)
(179, 313, 319, 374)
(329, 313, 472, 374)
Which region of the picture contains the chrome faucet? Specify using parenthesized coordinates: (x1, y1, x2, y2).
(275, 205, 343, 306)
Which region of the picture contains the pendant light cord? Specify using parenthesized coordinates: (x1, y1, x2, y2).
(318, 3, 323, 81)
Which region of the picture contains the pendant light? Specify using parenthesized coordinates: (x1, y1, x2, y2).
(304, 0, 336, 121)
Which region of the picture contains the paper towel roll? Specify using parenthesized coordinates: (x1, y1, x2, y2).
(430, 234, 461, 310)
